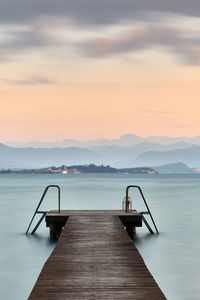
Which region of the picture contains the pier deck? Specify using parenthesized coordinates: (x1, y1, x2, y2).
(45, 210, 143, 232)
(28, 212, 165, 299)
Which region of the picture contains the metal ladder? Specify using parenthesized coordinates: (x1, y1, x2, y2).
(26, 185, 61, 235)
(125, 185, 159, 234)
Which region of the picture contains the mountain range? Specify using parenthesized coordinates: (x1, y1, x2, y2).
(130, 145, 200, 168)
(1, 134, 200, 170)
(153, 163, 197, 174)
(6, 134, 200, 148)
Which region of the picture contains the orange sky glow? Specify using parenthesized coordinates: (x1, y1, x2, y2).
(1, 3, 200, 142)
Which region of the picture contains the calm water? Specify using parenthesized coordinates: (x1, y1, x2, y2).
(0, 173, 200, 300)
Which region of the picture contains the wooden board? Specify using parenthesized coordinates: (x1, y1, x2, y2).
(28, 214, 166, 299)
(46, 209, 140, 216)
(45, 210, 143, 228)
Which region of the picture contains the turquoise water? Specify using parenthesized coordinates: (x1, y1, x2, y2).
(0, 173, 200, 299)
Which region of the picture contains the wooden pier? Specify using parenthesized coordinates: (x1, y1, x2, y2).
(28, 210, 166, 299)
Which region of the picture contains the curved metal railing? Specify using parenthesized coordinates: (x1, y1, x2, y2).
(125, 185, 159, 234)
(26, 185, 61, 234)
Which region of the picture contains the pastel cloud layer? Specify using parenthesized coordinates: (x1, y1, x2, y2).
(0, 1, 200, 141)
(0, 1, 200, 64)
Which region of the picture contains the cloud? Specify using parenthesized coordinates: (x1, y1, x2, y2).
(1, 23, 200, 66)
(2, 76, 56, 86)
(0, 27, 52, 61)
(0, 2, 200, 66)
(80, 25, 200, 64)
(0, 1, 200, 26)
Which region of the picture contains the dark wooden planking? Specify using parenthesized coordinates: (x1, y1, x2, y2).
(46, 210, 143, 228)
(46, 209, 140, 216)
(29, 213, 166, 300)
(29, 290, 164, 300)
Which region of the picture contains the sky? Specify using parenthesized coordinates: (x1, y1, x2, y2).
(1, 1, 200, 142)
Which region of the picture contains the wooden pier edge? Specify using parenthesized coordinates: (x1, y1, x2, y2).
(28, 211, 166, 300)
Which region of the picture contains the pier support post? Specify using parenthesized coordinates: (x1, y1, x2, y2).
(125, 224, 136, 239)
(49, 222, 62, 239)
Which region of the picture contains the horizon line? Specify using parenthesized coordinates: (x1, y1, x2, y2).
(3, 133, 200, 144)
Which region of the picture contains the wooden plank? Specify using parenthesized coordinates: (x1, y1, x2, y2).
(28, 214, 166, 299)
(46, 209, 140, 216)
(45, 210, 143, 228)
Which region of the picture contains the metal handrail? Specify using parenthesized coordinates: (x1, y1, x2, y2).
(26, 185, 61, 234)
(126, 185, 159, 234)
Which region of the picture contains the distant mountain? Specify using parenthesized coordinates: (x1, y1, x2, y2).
(6, 134, 142, 148)
(96, 142, 192, 167)
(1, 139, 200, 169)
(0, 144, 103, 169)
(131, 146, 200, 168)
(0, 140, 198, 169)
(6, 134, 200, 148)
(153, 162, 197, 174)
(0, 159, 30, 169)
(138, 135, 200, 145)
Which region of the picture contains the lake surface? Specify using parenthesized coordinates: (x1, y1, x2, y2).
(0, 173, 200, 299)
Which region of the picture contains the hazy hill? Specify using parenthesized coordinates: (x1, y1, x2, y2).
(0, 140, 200, 170)
(153, 162, 197, 174)
(6, 134, 200, 148)
(94, 142, 192, 167)
(0, 144, 103, 169)
(6, 134, 141, 148)
(131, 146, 200, 168)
